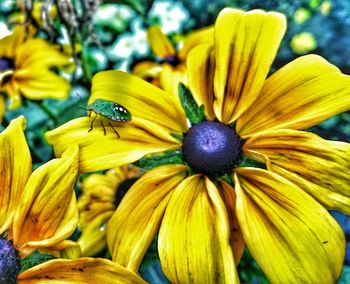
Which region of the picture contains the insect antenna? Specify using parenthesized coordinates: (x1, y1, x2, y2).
(109, 122, 120, 138)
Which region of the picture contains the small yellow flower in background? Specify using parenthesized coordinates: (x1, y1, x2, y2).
(0, 116, 146, 283)
(0, 26, 71, 118)
(133, 24, 213, 96)
(77, 165, 141, 257)
(290, 31, 317, 54)
(45, 7, 350, 283)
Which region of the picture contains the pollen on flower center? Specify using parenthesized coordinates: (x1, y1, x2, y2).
(0, 238, 21, 284)
(0, 57, 15, 71)
(183, 121, 242, 176)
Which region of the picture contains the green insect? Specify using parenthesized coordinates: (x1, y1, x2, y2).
(86, 99, 132, 138)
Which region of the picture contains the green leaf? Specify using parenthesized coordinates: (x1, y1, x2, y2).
(20, 251, 56, 273)
(178, 83, 205, 125)
(134, 150, 184, 170)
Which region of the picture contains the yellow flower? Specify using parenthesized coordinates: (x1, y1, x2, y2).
(0, 116, 146, 283)
(45, 8, 350, 283)
(77, 165, 141, 256)
(0, 27, 71, 115)
(133, 24, 213, 95)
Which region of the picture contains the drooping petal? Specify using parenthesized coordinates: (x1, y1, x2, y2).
(178, 26, 214, 61)
(237, 55, 350, 137)
(107, 165, 187, 272)
(16, 38, 71, 68)
(159, 175, 239, 284)
(235, 168, 345, 283)
(78, 211, 113, 257)
(45, 117, 182, 173)
(14, 69, 70, 100)
(244, 129, 350, 214)
(2, 80, 22, 110)
(147, 25, 176, 58)
(0, 116, 31, 235)
(213, 8, 286, 124)
(187, 44, 216, 120)
(220, 181, 245, 264)
(13, 145, 79, 256)
(159, 63, 187, 96)
(90, 70, 187, 134)
(17, 258, 147, 284)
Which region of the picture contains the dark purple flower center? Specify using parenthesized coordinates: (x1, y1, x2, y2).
(0, 57, 15, 71)
(183, 121, 242, 176)
(161, 55, 180, 67)
(0, 238, 21, 284)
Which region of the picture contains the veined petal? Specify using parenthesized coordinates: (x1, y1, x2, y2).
(159, 63, 187, 96)
(237, 55, 350, 137)
(107, 165, 187, 271)
(220, 181, 245, 264)
(13, 146, 79, 256)
(0, 96, 4, 124)
(17, 258, 147, 284)
(178, 26, 214, 61)
(235, 168, 345, 283)
(244, 129, 350, 214)
(0, 116, 31, 235)
(0, 27, 26, 58)
(45, 117, 182, 173)
(16, 38, 71, 68)
(187, 44, 216, 120)
(78, 211, 113, 257)
(90, 70, 187, 134)
(213, 8, 286, 124)
(159, 175, 239, 284)
(147, 25, 176, 58)
(14, 69, 70, 100)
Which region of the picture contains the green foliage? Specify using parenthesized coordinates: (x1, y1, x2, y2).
(178, 83, 205, 125)
(134, 150, 184, 170)
(20, 251, 56, 273)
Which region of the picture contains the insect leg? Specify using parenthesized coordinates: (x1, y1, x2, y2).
(88, 114, 97, 132)
(100, 117, 106, 135)
(108, 122, 120, 138)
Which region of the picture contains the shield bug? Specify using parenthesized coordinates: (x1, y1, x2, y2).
(86, 99, 132, 138)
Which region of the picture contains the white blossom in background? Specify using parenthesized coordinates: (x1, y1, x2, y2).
(0, 22, 11, 39)
(148, 0, 189, 33)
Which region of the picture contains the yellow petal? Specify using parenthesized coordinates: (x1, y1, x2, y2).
(13, 145, 79, 256)
(90, 70, 187, 134)
(237, 55, 350, 137)
(147, 25, 176, 58)
(78, 211, 113, 257)
(244, 129, 350, 214)
(132, 61, 162, 79)
(235, 168, 345, 283)
(159, 63, 187, 96)
(0, 116, 31, 235)
(41, 240, 81, 259)
(178, 26, 214, 61)
(16, 38, 71, 68)
(187, 44, 216, 120)
(107, 165, 187, 271)
(220, 181, 245, 264)
(14, 69, 70, 100)
(3, 80, 22, 110)
(0, 95, 5, 126)
(17, 258, 147, 284)
(213, 8, 286, 124)
(45, 117, 182, 173)
(0, 26, 26, 58)
(159, 175, 239, 284)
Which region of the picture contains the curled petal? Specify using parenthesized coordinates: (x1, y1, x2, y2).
(237, 55, 350, 137)
(107, 165, 187, 271)
(159, 175, 238, 283)
(213, 8, 286, 123)
(0, 116, 31, 235)
(235, 168, 345, 283)
(244, 129, 350, 214)
(13, 146, 79, 256)
(17, 258, 147, 284)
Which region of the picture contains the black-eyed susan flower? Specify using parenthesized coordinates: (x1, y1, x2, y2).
(0, 116, 146, 283)
(0, 26, 71, 118)
(77, 165, 141, 256)
(45, 8, 350, 283)
(133, 24, 213, 96)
